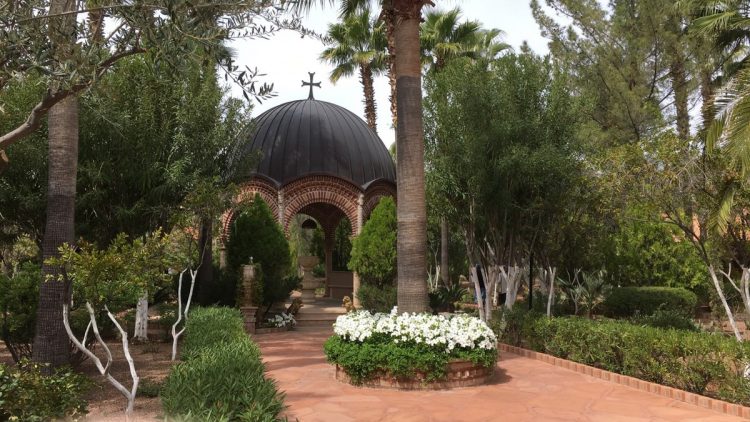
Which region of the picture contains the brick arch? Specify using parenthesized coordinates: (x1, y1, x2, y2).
(282, 176, 361, 234)
(220, 179, 279, 242)
(363, 182, 397, 220)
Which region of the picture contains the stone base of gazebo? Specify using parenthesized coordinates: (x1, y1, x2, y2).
(334, 360, 494, 390)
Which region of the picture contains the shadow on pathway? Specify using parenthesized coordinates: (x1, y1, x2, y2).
(255, 327, 745, 422)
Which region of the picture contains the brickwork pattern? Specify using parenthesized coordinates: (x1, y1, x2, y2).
(220, 180, 279, 241)
(363, 182, 397, 219)
(334, 360, 494, 390)
(282, 176, 361, 233)
(499, 343, 750, 419)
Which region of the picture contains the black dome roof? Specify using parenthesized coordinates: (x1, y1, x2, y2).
(234, 99, 396, 189)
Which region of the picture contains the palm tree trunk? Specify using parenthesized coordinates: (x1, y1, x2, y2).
(33, 94, 79, 369)
(32, 0, 79, 370)
(440, 217, 449, 285)
(382, 7, 398, 130)
(360, 64, 378, 132)
(394, 0, 429, 314)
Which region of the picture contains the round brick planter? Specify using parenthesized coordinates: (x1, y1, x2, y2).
(334, 360, 494, 390)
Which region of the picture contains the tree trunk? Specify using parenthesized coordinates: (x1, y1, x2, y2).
(133, 294, 148, 341)
(440, 217, 449, 285)
(0, 150, 8, 174)
(33, 0, 79, 370)
(708, 265, 743, 342)
(195, 217, 214, 290)
(360, 64, 378, 132)
(394, 0, 428, 314)
(670, 52, 690, 141)
(383, 6, 398, 129)
(33, 94, 78, 369)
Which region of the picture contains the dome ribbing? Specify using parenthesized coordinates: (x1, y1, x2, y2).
(233, 99, 395, 189)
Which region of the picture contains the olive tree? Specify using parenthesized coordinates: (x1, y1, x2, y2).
(46, 232, 170, 416)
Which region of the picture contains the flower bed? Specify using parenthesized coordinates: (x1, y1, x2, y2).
(324, 308, 497, 388)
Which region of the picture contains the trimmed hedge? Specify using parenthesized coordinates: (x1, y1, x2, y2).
(162, 307, 286, 421)
(603, 286, 697, 317)
(179, 307, 246, 360)
(498, 309, 750, 405)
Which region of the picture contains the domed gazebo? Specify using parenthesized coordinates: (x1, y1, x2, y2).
(221, 77, 396, 304)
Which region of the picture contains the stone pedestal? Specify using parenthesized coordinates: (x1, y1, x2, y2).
(241, 306, 259, 334)
(240, 264, 258, 333)
(298, 255, 320, 302)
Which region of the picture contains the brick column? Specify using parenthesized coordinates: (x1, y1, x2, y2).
(324, 230, 334, 297)
(277, 189, 285, 228)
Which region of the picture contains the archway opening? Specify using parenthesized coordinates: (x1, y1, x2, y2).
(289, 203, 354, 300)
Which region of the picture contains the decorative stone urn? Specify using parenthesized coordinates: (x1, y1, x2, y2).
(298, 255, 321, 301)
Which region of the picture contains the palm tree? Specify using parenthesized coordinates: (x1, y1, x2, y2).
(472, 28, 512, 64)
(420, 8, 481, 71)
(685, 1, 750, 228)
(32, 0, 79, 370)
(321, 10, 388, 132)
(296, 0, 432, 313)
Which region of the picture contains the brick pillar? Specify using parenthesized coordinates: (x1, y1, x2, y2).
(324, 229, 334, 297)
(352, 193, 365, 308)
(277, 189, 285, 228)
(218, 244, 227, 271)
(240, 264, 259, 334)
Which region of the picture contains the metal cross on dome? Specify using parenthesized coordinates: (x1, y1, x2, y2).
(302, 72, 322, 100)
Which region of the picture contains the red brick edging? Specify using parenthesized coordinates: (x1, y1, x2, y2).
(499, 343, 750, 419)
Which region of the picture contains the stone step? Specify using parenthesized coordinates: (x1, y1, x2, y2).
(295, 311, 343, 320)
(295, 320, 337, 328)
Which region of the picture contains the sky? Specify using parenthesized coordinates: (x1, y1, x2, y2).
(227, 1, 551, 148)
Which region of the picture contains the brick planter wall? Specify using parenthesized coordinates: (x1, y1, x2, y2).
(334, 360, 493, 390)
(499, 343, 750, 419)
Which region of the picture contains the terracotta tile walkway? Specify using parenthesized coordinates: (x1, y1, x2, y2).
(255, 327, 746, 422)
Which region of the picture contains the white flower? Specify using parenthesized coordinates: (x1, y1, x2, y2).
(267, 312, 296, 328)
(332, 308, 497, 352)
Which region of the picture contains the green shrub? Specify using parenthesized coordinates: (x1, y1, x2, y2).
(138, 378, 163, 398)
(603, 207, 707, 294)
(604, 286, 697, 317)
(0, 361, 89, 421)
(226, 195, 291, 308)
(356, 283, 397, 313)
(162, 306, 286, 421)
(0, 263, 39, 362)
(156, 303, 179, 341)
(162, 338, 285, 421)
(324, 333, 497, 385)
(632, 307, 699, 331)
(497, 310, 750, 405)
(349, 197, 396, 286)
(429, 284, 466, 312)
(180, 307, 245, 360)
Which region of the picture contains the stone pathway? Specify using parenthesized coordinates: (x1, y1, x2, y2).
(255, 327, 746, 422)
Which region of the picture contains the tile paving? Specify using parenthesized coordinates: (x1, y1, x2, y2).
(255, 327, 746, 422)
